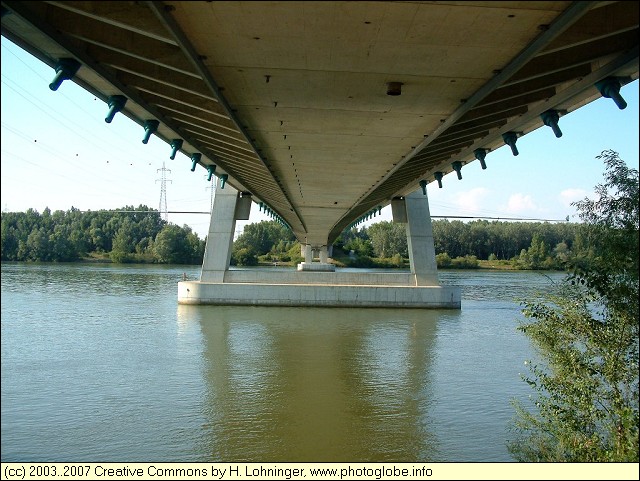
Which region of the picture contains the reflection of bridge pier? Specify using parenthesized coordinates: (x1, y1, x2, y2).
(183, 305, 441, 461)
(178, 178, 460, 308)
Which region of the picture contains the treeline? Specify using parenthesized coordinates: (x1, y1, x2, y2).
(1, 206, 205, 264)
(231, 217, 583, 271)
(2, 206, 586, 270)
(231, 221, 301, 266)
(332, 219, 582, 270)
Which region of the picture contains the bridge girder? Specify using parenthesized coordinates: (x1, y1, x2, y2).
(2, 1, 637, 246)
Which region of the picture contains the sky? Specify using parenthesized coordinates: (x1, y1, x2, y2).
(2, 36, 639, 240)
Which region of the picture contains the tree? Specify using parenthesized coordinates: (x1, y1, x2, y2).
(26, 226, 51, 261)
(232, 246, 258, 266)
(509, 150, 639, 462)
(153, 224, 190, 264)
(110, 219, 136, 263)
(368, 221, 408, 258)
(234, 221, 294, 256)
(344, 236, 374, 258)
(49, 224, 77, 261)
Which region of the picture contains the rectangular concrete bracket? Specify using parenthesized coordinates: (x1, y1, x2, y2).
(391, 197, 407, 223)
(234, 194, 252, 220)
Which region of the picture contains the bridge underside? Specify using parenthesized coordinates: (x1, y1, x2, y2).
(2, 1, 637, 308)
(2, 1, 638, 250)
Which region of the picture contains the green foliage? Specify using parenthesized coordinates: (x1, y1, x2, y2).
(345, 254, 376, 268)
(451, 254, 479, 269)
(286, 242, 304, 264)
(341, 227, 374, 259)
(571, 150, 640, 316)
(340, 219, 581, 269)
(234, 221, 294, 257)
(231, 247, 258, 266)
(231, 220, 294, 265)
(1, 206, 205, 265)
(436, 252, 451, 267)
(153, 224, 200, 264)
(432, 219, 578, 262)
(436, 252, 479, 269)
(110, 219, 136, 263)
(509, 150, 639, 462)
(367, 221, 408, 258)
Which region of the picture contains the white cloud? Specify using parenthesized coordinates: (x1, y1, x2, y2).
(503, 193, 537, 214)
(559, 188, 594, 208)
(453, 187, 490, 214)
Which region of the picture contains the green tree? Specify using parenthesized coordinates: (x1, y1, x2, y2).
(183, 225, 205, 263)
(234, 221, 294, 256)
(368, 221, 407, 258)
(1, 218, 19, 260)
(527, 233, 548, 268)
(345, 236, 374, 258)
(232, 246, 258, 266)
(49, 224, 77, 261)
(110, 219, 136, 263)
(153, 224, 190, 264)
(286, 242, 304, 264)
(509, 150, 639, 462)
(26, 226, 51, 261)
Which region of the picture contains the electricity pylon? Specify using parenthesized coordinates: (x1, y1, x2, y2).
(156, 162, 172, 221)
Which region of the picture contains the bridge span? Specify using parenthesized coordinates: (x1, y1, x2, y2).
(2, 1, 637, 307)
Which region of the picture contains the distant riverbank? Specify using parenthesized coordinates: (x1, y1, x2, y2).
(20, 253, 555, 272)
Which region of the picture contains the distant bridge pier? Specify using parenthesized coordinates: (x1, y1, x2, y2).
(178, 186, 460, 308)
(298, 244, 335, 272)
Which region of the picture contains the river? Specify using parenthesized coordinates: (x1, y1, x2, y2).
(1, 262, 565, 462)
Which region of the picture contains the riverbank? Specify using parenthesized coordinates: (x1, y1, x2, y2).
(257, 257, 547, 271)
(68, 253, 548, 271)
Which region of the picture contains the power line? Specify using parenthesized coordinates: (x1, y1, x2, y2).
(68, 210, 210, 214)
(60, 210, 568, 222)
(204, 174, 215, 212)
(431, 215, 569, 222)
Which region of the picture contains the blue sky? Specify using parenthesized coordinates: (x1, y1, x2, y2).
(2, 37, 639, 239)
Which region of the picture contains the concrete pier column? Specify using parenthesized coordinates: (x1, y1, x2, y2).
(319, 246, 328, 264)
(200, 181, 239, 282)
(297, 244, 335, 271)
(405, 190, 439, 286)
(302, 244, 313, 263)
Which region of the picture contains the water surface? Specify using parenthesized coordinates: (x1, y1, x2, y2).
(1, 263, 563, 462)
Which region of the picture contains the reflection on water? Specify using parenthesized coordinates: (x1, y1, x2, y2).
(178, 306, 439, 462)
(2, 263, 564, 462)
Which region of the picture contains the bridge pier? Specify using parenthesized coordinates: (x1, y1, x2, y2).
(298, 244, 335, 272)
(179, 186, 460, 308)
(200, 179, 238, 283)
(405, 191, 439, 286)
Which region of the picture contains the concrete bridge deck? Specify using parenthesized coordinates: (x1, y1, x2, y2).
(2, 1, 637, 307)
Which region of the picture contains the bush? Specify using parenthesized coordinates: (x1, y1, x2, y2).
(436, 252, 452, 267)
(509, 150, 639, 462)
(232, 247, 258, 266)
(451, 255, 479, 269)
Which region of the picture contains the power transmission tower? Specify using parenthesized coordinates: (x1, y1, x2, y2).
(156, 162, 172, 221)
